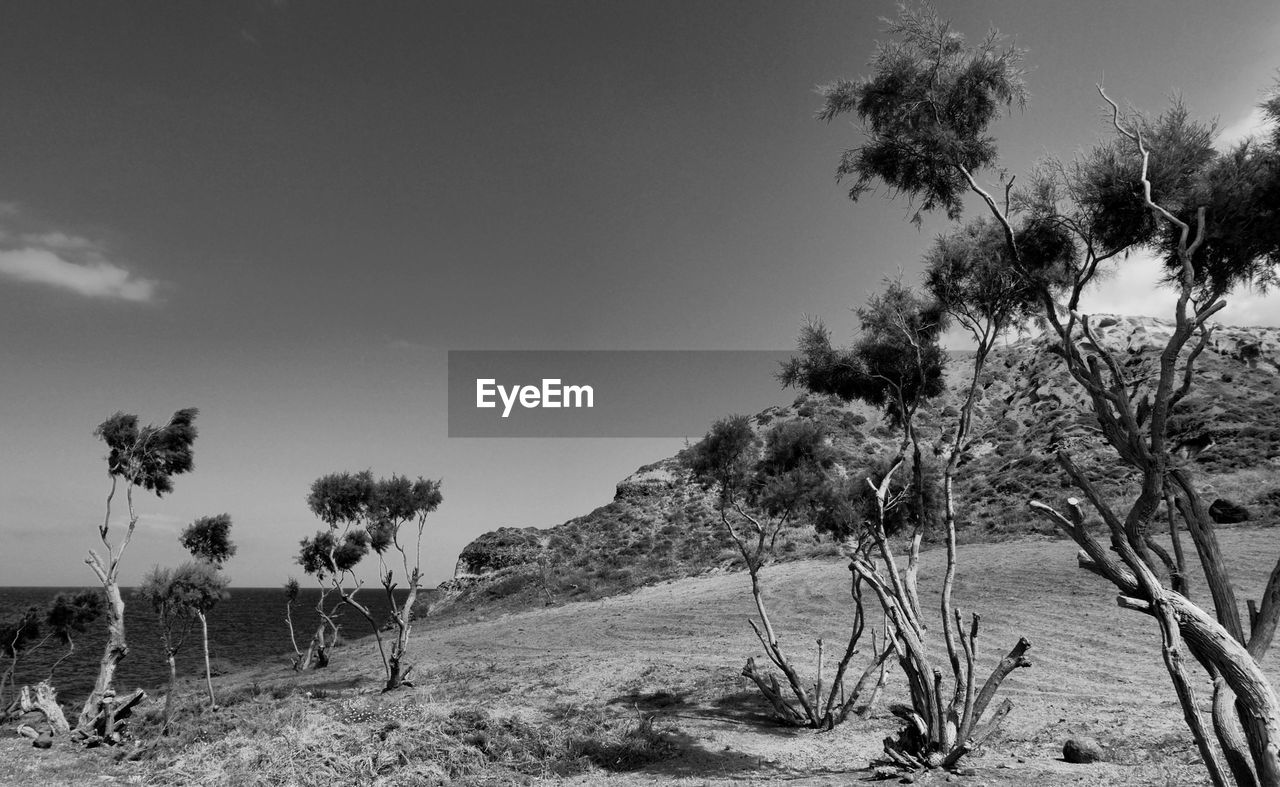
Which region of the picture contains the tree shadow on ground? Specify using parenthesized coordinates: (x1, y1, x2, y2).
(637, 727, 792, 780)
(606, 687, 800, 738)
(606, 690, 689, 711)
(710, 689, 798, 731)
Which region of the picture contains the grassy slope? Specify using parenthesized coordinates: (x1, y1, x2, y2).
(7, 526, 1279, 785)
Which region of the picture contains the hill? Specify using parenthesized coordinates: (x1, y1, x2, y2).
(432, 316, 1280, 620)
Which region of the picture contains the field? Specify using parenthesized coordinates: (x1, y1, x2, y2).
(5, 525, 1279, 785)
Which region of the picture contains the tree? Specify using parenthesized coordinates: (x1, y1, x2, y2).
(180, 514, 235, 708)
(301, 471, 387, 681)
(78, 408, 198, 738)
(180, 513, 236, 566)
(1, 592, 103, 727)
(782, 279, 1032, 769)
(819, 5, 1280, 782)
(41, 590, 105, 683)
(283, 577, 305, 670)
(137, 562, 227, 734)
(298, 471, 443, 690)
(366, 475, 443, 691)
(0, 606, 42, 716)
(685, 417, 893, 728)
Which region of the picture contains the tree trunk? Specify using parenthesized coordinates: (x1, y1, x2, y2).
(384, 583, 419, 691)
(162, 652, 177, 735)
(285, 605, 303, 670)
(77, 578, 127, 731)
(198, 612, 216, 708)
(20, 681, 71, 736)
(385, 655, 404, 692)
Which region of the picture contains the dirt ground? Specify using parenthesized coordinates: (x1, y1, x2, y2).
(5, 527, 1278, 785)
(403, 527, 1279, 785)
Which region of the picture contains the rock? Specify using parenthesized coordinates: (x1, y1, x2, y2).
(1209, 498, 1250, 524)
(1063, 737, 1105, 764)
(32, 731, 53, 749)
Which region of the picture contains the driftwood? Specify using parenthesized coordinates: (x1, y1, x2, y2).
(71, 688, 146, 746)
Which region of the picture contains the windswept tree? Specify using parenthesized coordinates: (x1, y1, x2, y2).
(180, 514, 235, 707)
(0, 607, 42, 715)
(299, 471, 443, 691)
(1, 592, 103, 728)
(41, 590, 105, 683)
(782, 280, 1032, 769)
(300, 471, 390, 677)
(819, 5, 1280, 782)
(79, 408, 197, 736)
(366, 475, 443, 691)
(685, 417, 893, 729)
(297, 525, 370, 670)
(137, 562, 227, 734)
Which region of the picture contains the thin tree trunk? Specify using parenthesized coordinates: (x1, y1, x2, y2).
(198, 612, 215, 707)
(285, 604, 303, 669)
(162, 652, 177, 735)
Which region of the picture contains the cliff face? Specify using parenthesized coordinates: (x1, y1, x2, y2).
(434, 316, 1280, 619)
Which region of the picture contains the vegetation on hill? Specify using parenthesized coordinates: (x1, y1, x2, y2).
(437, 317, 1280, 622)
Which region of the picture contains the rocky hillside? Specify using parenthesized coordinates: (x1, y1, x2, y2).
(428, 316, 1280, 620)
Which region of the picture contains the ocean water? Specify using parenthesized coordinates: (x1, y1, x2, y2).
(0, 585, 409, 705)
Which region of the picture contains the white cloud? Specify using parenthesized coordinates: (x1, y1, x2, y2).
(19, 231, 99, 252)
(0, 247, 158, 302)
(1079, 250, 1280, 328)
(1216, 106, 1272, 150)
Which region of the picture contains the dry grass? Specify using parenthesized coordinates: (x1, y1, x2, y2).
(119, 687, 677, 786)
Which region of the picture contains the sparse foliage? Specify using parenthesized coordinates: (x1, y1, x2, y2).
(686, 417, 892, 728)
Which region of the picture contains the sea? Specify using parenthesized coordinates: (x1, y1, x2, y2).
(0, 586, 411, 705)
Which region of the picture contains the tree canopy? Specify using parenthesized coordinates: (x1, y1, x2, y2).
(94, 408, 198, 496)
(779, 281, 947, 427)
(180, 514, 236, 567)
(817, 6, 1027, 225)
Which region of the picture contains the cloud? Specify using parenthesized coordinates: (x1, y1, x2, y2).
(1216, 106, 1273, 150)
(134, 513, 185, 533)
(0, 246, 158, 302)
(1079, 250, 1280, 327)
(19, 231, 100, 252)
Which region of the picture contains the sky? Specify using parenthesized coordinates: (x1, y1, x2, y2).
(0, 1, 1277, 588)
